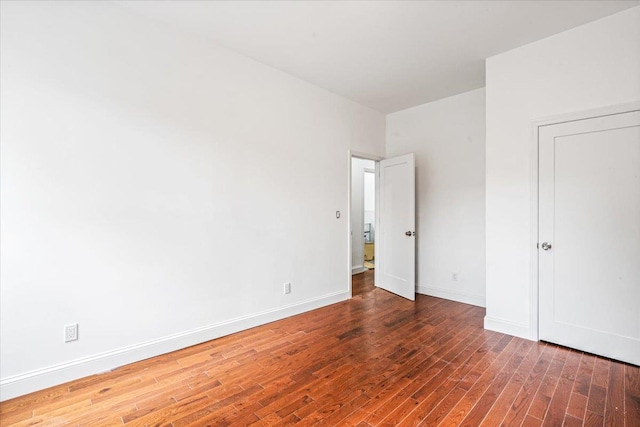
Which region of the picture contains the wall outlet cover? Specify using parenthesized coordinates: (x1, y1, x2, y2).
(65, 323, 78, 343)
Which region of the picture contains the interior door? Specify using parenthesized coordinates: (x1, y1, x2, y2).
(377, 153, 415, 300)
(539, 110, 640, 365)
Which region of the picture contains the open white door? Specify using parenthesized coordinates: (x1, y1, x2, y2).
(377, 153, 415, 300)
(539, 110, 640, 365)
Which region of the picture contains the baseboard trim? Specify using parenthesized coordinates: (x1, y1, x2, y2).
(417, 285, 485, 308)
(352, 265, 367, 275)
(0, 291, 350, 401)
(484, 315, 533, 341)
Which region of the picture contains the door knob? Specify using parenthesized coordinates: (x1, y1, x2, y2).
(541, 242, 552, 251)
(405, 231, 414, 236)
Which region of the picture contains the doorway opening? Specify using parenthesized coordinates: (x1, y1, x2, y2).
(350, 157, 377, 297)
(349, 157, 376, 296)
(350, 158, 376, 275)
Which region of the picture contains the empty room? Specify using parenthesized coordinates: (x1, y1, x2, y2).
(1, 1, 639, 425)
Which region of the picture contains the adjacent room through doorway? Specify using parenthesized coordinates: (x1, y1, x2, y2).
(350, 157, 376, 290)
(363, 168, 375, 270)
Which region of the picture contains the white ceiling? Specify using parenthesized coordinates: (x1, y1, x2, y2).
(115, 1, 639, 113)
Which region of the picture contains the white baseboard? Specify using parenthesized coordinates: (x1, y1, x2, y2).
(484, 315, 533, 341)
(352, 265, 367, 274)
(0, 291, 350, 402)
(416, 285, 485, 308)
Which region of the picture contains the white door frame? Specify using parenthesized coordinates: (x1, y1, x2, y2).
(528, 101, 640, 341)
(347, 150, 383, 296)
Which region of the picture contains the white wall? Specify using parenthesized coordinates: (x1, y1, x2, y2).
(0, 1, 385, 400)
(351, 158, 375, 273)
(485, 6, 640, 339)
(386, 88, 486, 307)
(363, 171, 375, 229)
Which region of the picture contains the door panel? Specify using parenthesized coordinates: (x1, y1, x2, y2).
(377, 154, 415, 301)
(539, 110, 640, 365)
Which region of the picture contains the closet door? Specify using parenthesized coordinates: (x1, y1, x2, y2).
(539, 110, 640, 365)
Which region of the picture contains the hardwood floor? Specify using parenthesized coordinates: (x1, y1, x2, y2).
(2, 270, 639, 426)
(352, 268, 375, 297)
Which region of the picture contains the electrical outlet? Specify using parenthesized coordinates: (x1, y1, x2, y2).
(284, 282, 291, 294)
(452, 273, 458, 282)
(64, 323, 78, 343)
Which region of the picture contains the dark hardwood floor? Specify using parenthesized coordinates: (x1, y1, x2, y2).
(352, 268, 375, 297)
(1, 270, 639, 426)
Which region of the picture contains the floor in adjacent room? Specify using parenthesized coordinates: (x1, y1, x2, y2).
(1, 270, 639, 426)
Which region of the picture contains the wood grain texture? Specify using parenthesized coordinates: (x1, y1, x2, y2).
(1, 271, 638, 426)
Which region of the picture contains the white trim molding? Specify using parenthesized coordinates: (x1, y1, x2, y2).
(352, 265, 367, 275)
(0, 291, 349, 401)
(417, 285, 485, 308)
(484, 315, 531, 341)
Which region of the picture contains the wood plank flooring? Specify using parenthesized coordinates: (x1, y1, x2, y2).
(1, 270, 639, 426)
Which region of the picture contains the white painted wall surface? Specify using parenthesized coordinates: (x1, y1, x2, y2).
(485, 6, 640, 340)
(0, 1, 385, 400)
(363, 171, 375, 228)
(386, 89, 486, 307)
(351, 158, 375, 273)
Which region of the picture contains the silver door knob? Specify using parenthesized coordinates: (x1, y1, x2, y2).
(405, 231, 414, 236)
(541, 242, 552, 251)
